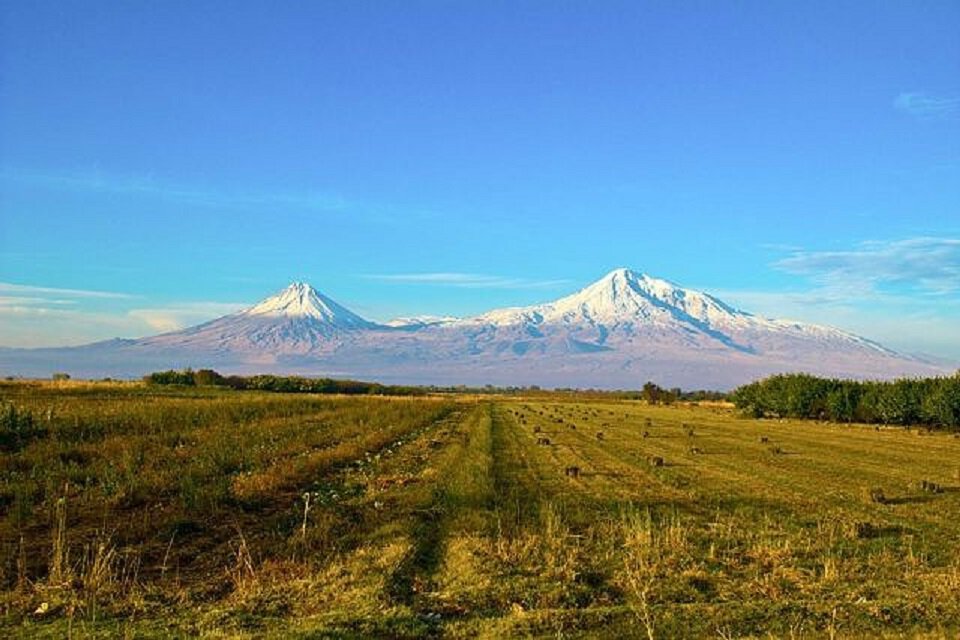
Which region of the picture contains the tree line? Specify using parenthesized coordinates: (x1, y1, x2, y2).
(732, 373, 960, 429)
(143, 369, 428, 396)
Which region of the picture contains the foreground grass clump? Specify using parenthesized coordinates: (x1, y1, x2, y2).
(1, 381, 958, 638)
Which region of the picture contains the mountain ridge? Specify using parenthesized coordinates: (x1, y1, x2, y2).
(0, 268, 948, 389)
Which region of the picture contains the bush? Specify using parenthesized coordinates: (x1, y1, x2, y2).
(0, 402, 41, 452)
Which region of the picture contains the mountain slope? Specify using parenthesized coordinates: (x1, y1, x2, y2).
(0, 270, 949, 388)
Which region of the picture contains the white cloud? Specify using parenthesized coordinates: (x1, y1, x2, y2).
(710, 238, 960, 360)
(774, 237, 960, 295)
(363, 272, 571, 289)
(893, 92, 960, 118)
(0, 296, 76, 307)
(0, 281, 134, 299)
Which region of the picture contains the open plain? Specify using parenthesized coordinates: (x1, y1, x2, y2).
(1, 381, 959, 638)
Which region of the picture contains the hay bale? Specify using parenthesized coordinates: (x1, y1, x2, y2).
(758, 436, 769, 444)
(845, 520, 878, 540)
(642, 431, 650, 438)
(564, 466, 581, 478)
(920, 480, 943, 494)
(536, 437, 551, 446)
(648, 456, 664, 467)
(596, 431, 605, 441)
(689, 447, 702, 455)
(533, 425, 542, 433)
(865, 487, 886, 504)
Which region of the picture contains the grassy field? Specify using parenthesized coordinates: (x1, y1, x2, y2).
(1, 382, 959, 638)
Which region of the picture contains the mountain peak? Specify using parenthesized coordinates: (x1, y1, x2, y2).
(243, 282, 374, 329)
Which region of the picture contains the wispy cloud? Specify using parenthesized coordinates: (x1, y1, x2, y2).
(0, 299, 246, 346)
(1, 167, 350, 212)
(127, 302, 245, 332)
(775, 237, 960, 296)
(363, 272, 572, 290)
(893, 92, 960, 119)
(0, 282, 134, 299)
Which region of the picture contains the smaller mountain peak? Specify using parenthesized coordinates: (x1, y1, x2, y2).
(242, 281, 374, 329)
(284, 281, 314, 293)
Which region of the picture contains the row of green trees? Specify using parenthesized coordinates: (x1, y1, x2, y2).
(630, 381, 728, 405)
(143, 369, 427, 396)
(732, 373, 960, 429)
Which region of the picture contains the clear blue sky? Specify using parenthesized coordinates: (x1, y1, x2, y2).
(1, 1, 958, 359)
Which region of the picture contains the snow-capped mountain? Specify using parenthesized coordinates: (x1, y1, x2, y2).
(0, 269, 949, 388)
(244, 281, 374, 327)
(138, 282, 377, 355)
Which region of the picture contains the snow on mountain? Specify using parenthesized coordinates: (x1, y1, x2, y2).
(244, 282, 375, 328)
(136, 282, 377, 356)
(0, 271, 949, 388)
(384, 315, 460, 329)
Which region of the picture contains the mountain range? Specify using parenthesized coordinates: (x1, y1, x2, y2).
(0, 268, 948, 389)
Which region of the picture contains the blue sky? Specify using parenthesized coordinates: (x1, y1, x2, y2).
(1, 1, 958, 359)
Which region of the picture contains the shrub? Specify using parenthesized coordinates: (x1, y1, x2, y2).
(0, 402, 41, 452)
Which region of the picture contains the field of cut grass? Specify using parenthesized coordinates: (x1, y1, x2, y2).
(1, 382, 959, 638)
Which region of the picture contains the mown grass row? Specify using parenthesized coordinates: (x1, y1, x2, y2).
(0, 384, 459, 636)
(498, 400, 960, 637)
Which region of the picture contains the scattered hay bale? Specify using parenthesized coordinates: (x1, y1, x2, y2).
(758, 436, 769, 444)
(533, 425, 542, 433)
(865, 487, 887, 504)
(644, 418, 653, 427)
(569, 424, 577, 430)
(564, 466, 581, 478)
(536, 437, 551, 446)
(920, 480, 943, 494)
(686, 428, 695, 437)
(769, 446, 784, 455)
(648, 456, 664, 467)
(845, 520, 878, 540)
(874, 426, 880, 432)
(642, 431, 650, 438)
(596, 431, 605, 441)
(689, 447, 702, 455)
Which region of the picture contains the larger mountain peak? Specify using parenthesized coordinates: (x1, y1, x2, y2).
(548, 267, 746, 327)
